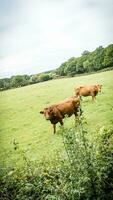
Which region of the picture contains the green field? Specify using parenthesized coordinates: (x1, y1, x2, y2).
(0, 70, 113, 170)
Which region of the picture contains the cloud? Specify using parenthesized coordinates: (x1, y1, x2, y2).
(0, 0, 113, 78)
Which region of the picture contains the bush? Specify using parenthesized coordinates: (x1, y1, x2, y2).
(61, 118, 113, 199)
(0, 118, 113, 200)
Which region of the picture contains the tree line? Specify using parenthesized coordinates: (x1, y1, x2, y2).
(56, 44, 113, 76)
(0, 44, 113, 91)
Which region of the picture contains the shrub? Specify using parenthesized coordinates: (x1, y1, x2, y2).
(60, 118, 113, 199)
(0, 118, 113, 200)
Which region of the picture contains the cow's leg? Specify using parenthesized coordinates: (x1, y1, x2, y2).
(59, 120, 64, 126)
(91, 93, 95, 102)
(92, 95, 96, 102)
(53, 124, 56, 134)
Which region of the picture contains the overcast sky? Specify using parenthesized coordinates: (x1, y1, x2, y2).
(0, 0, 113, 78)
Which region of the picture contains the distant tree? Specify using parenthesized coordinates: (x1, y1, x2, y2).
(38, 73, 52, 82)
(56, 62, 67, 76)
(81, 50, 90, 56)
(21, 75, 30, 86)
(56, 44, 112, 75)
(50, 72, 59, 79)
(65, 59, 77, 76)
(103, 44, 113, 68)
(0, 79, 4, 89)
(0, 78, 10, 90)
(83, 60, 91, 72)
(10, 75, 29, 88)
(90, 46, 104, 71)
(3, 79, 10, 89)
(29, 75, 39, 84)
(76, 57, 86, 73)
(67, 57, 75, 62)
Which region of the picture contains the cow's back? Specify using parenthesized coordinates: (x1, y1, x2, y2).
(80, 87, 92, 96)
(76, 85, 97, 96)
(56, 98, 80, 117)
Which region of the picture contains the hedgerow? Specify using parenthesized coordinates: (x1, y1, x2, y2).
(0, 117, 113, 200)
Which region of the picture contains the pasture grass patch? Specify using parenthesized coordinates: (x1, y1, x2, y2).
(0, 70, 113, 170)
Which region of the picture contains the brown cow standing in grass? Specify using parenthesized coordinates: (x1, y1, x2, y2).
(40, 96, 81, 134)
(75, 84, 102, 101)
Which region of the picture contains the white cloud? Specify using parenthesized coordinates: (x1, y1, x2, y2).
(0, 0, 113, 78)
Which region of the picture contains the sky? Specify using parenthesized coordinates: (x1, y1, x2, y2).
(0, 0, 113, 78)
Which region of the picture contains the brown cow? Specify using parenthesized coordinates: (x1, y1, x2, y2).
(40, 96, 81, 134)
(75, 84, 102, 101)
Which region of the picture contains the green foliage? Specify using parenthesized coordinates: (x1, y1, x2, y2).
(0, 78, 10, 90)
(61, 118, 113, 200)
(83, 60, 91, 72)
(10, 75, 30, 88)
(38, 73, 52, 82)
(91, 46, 105, 71)
(81, 50, 90, 56)
(76, 56, 86, 73)
(0, 120, 113, 200)
(57, 44, 113, 76)
(0, 73, 52, 90)
(29, 74, 39, 84)
(56, 62, 67, 76)
(64, 58, 77, 76)
(103, 44, 113, 67)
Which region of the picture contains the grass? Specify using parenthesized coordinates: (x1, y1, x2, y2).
(0, 70, 113, 170)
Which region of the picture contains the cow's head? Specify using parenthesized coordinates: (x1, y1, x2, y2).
(40, 106, 56, 120)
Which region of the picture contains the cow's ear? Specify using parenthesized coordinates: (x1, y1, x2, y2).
(40, 111, 44, 114)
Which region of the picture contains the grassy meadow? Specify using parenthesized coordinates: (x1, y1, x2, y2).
(0, 70, 113, 171)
